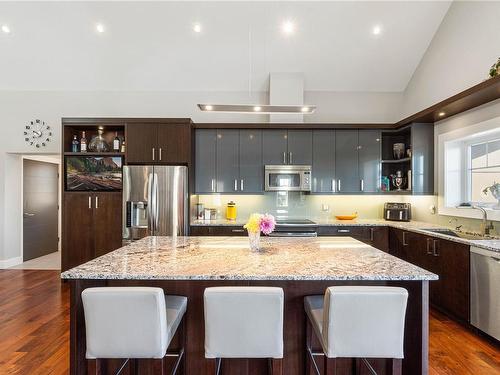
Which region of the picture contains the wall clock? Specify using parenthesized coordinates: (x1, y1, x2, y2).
(24, 119, 52, 148)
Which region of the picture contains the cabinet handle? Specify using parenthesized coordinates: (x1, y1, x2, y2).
(95, 196, 99, 209)
(360, 179, 364, 192)
(240, 179, 244, 191)
(433, 239, 439, 256)
(283, 152, 286, 164)
(152, 147, 155, 161)
(426, 238, 433, 254)
(234, 179, 238, 191)
(370, 227, 374, 241)
(338, 229, 350, 233)
(331, 179, 335, 192)
(211, 179, 215, 192)
(159, 148, 162, 161)
(231, 229, 245, 233)
(88, 196, 92, 209)
(338, 179, 341, 192)
(402, 232, 408, 246)
(289, 152, 293, 164)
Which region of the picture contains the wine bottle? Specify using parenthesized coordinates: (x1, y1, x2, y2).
(120, 141, 126, 153)
(80, 131, 87, 152)
(113, 132, 120, 151)
(71, 135, 79, 153)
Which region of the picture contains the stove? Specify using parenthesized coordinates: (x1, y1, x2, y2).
(270, 219, 318, 237)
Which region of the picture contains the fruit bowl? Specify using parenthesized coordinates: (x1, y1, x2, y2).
(335, 214, 358, 220)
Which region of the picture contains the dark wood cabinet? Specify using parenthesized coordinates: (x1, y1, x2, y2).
(317, 225, 389, 252)
(388, 228, 470, 322)
(62, 192, 122, 271)
(126, 122, 191, 164)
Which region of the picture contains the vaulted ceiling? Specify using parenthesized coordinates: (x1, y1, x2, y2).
(0, 1, 451, 92)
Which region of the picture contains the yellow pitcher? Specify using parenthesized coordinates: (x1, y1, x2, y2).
(226, 201, 237, 221)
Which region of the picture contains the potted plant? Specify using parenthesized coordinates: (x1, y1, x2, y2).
(482, 181, 500, 208)
(244, 213, 276, 251)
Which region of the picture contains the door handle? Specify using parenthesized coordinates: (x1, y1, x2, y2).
(402, 232, 408, 246)
(211, 179, 216, 192)
(240, 179, 244, 191)
(23, 212, 35, 217)
(360, 179, 364, 192)
(426, 238, 433, 254)
(289, 152, 293, 164)
(159, 148, 162, 161)
(433, 239, 439, 256)
(147, 173, 154, 230)
(283, 152, 286, 164)
(88, 196, 92, 209)
(331, 179, 335, 192)
(338, 179, 341, 192)
(95, 196, 99, 209)
(152, 147, 155, 161)
(234, 179, 238, 191)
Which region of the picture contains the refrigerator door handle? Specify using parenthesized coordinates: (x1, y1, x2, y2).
(152, 173, 159, 232)
(147, 173, 154, 232)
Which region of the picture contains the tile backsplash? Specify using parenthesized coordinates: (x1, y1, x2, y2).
(192, 193, 499, 235)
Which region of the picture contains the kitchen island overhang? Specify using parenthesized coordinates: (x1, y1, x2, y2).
(62, 236, 437, 375)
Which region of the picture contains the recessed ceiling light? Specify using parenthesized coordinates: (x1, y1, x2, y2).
(96, 23, 105, 33)
(253, 106, 262, 112)
(193, 23, 202, 33)
(372, 25, 382, 36)
(282, 20, 295, 35)
(204, 105, 213, 111)
(1, 25, 11, 34)
(438, 112, 446, 117)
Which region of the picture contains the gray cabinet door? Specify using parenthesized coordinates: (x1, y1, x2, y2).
(287, 130, 312, 165)
(312, 130, 336, 193)
(358, 129, 381, 193)
(195, 129, 217, 193)
(411, 123, 434, 194)
(335, 130, 359, 193)
(239, 130, 263, 193)
(216, 130, 240, 193)
(262, 130, 288, 165)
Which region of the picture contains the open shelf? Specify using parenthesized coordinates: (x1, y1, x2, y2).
(64, 152, 124, 157)
(381, 157, 411, 164)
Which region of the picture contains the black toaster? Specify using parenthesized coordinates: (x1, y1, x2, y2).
(384, 202, 411, 222)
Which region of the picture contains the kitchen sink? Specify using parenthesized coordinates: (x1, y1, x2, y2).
(420, 228, 488, 240)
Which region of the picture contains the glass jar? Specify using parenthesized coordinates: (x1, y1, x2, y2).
(88, 129, 110, 152)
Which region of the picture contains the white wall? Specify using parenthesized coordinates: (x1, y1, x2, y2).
(401, 1, 500, 118)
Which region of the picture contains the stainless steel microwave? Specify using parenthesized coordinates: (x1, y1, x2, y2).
(264, 165, 312, 192)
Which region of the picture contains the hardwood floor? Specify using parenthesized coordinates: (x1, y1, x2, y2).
(0, 269, 498, 375)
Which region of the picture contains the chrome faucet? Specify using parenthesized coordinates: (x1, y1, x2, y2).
(471, 205, 494, 236)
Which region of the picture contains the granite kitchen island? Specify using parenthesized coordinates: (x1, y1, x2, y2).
(62, 236, 437, 375)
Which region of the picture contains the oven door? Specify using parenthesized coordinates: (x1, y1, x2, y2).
(264, 165, 311, 191)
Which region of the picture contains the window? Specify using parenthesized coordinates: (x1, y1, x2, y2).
(468, 139, 500, 204)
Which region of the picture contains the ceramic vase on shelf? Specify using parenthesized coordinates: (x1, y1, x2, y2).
(248, 231, 261, 251)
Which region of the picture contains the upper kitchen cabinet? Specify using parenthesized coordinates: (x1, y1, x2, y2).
(239, 130, 263, 193)
(411, 123, 434, 194)
(287, 130, 312, 165)
(335, 130, 360, 193)
(358, 129, 381, 193)
(312, 130, 336, 193)
(262, 130, 288, 165)
(262, 129, 312, 165)
(126, 121, 192, 165)
(195, 129, 217, 193)
(216, 130, 240, 193)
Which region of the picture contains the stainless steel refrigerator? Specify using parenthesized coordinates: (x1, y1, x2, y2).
(122, 166, 188, 241)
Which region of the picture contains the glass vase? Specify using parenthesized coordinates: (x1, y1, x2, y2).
(88, 129, 110, 152)
(248, 231, 261, 251)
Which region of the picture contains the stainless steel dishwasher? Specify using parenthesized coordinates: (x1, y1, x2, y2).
(470, 246, 500, 340)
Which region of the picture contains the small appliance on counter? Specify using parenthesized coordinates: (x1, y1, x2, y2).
(384, 202, 411, 222)
(226, 201, 237, 221)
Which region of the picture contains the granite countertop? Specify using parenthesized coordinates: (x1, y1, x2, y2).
(61, 236, 437, 281)
(191, 218, 500, 253)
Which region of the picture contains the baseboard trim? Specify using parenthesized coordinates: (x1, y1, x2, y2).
(0, 256, 23, 269)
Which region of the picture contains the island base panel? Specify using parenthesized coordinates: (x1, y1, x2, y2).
(70, 280, 428, 375)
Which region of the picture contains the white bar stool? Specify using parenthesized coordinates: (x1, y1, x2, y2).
(304, 286, 408, 375)
(204, 287, 284, 375)
(82, 287, 187, 375)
